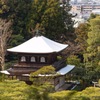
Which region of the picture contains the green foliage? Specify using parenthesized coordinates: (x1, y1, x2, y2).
(0, 73, 5, 81)
(75, 23, 88, 52)
(0, 0, 32, 48)
(49, 87, 100, 100)
(66, 55, 81, 67)
(0, 80, 53, 100)
(0, 0, 9, 18)
(0, 0, 74, 43)
(27, 0, 74, 40)
(84, 16, 100, 81)
(0, 80, 100, 100)
(71, 67, 86, 80)
(49, 90, 77, 100)
(0, 80, 29, 100)
(27, 83, 54, 100)
(7, 0, 32, 40)
(30, 65, 56, 86)
(86, 16, 100, 57)
(66, 55, 86, 83)
(88, 13, 100, 21)
(31, 65, 55, 76)
(8, 34, 25, 47)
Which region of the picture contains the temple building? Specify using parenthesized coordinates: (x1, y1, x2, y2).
(1, 34, 75, 90)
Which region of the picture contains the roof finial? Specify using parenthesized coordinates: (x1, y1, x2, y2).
(35, 29, 41, 37)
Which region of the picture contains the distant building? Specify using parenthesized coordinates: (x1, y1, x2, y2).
(71, 3, 100, 19)
(72, 17, 86, 27)
(79, 0, 90, 3)
(92, 9, 100, 14)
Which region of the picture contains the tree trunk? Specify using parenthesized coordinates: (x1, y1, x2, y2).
(0, 19, 12, 70)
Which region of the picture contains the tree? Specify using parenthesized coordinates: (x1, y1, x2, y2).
(88, 13, 99, 21)
(30, 65, 56, 86)
(66, 55, 86, 81)
(0, 19, 12, 70)
(75, 23, 88, 53)
(0, 0, 33, 42)
(66, 55, 81, 67)
(6, 0, 32, 40)
(27, 0, 74, 40)
(84, 16, 100, 80)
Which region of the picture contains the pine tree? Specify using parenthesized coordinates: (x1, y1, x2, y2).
(27, 0, 74, 40)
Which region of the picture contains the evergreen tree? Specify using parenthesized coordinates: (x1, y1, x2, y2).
(75, 23, 88, 53)
(7, 0, 32, 40)
(1, 0, 74, 43)
(27, 0, 74, 40)
(0, 0, 33, 42)
(84, 16, 100, 79)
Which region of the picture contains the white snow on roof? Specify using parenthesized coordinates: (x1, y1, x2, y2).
(57, 65, 75, 75)
(0, 70, 10, 75)
(7, 36, 68, 53)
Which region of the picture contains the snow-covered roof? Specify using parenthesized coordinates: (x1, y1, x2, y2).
(7, 36, 68, 53)
(57, 65, 75, 75)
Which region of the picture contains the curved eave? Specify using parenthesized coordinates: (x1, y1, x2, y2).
(7, 45, 68, 54)
(57, 65, 75, 75)
(7, 36, 68, 54)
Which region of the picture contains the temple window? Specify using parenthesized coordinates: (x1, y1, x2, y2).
(31, 57, 36, 62)
(40, 57, 45, 62)
(21, 56, 26, 62)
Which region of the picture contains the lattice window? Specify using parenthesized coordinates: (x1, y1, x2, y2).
(21, 56, 26, 62)
(31, 57, 36, 62)
(40, 57, 45, 62)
